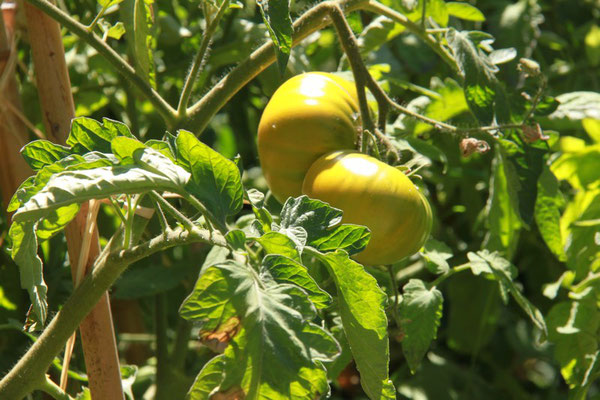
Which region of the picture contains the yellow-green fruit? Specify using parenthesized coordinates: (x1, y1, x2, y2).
(258, 72, 359, 203)
(302, 151, 433, 265)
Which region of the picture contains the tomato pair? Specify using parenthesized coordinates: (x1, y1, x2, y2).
(258, 72, 432, 265)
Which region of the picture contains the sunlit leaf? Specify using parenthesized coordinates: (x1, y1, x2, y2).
(180, 261, 339, 399)
(175, 130, 244, 227)
(446, 2, 485, 22)
(311, 249, 395, 399)
(257, 0, 292, 75)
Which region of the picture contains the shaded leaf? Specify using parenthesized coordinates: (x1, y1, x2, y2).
(421, 239, 452, 274)
(399, 279, 443, 373)
(468, 250, 547, 336)
(535, 166, 565, 261)
(8, 221, 47, 327)
(257, 0, 292, 75)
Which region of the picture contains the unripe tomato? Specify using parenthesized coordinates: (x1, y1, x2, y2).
(302, 151, 432, 265)
(258, 72, 359, 203)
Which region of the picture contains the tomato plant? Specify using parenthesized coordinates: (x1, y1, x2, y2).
(257, 72, 359, 202)
(0, 0, 599, 399)
(303, 150, 432, 265)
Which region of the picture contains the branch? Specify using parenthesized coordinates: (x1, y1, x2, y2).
(0, 227, 226, 400)
(177, 0, 231, 116)
(184, 0, 368, 133)
(24, 0, 177, 126)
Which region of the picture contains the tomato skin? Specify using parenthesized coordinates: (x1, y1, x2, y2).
(302, 151, 433, 265)
(258, 72, 359, 203)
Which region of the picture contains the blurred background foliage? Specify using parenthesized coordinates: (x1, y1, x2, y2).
(1, 0, 600, 398)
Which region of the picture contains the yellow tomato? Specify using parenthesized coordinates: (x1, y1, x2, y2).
(302, 151, 433, 265)
(258, 72, 359, 203)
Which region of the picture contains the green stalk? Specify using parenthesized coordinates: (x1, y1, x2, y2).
(176, 0, 231, 116)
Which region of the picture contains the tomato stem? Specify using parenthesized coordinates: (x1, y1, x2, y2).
(176, 0, 231, 117)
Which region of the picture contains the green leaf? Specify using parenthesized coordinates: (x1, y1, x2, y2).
(446, 2, 485, 22)
(551, 144, 600, 190)
(483, 150, 522, 258)
(279, 196, 369, 256)
(247, 189, 272, 234)
(106, 22, 126, 39)
(547, 299, 600, 388)
(398, 279, 443, 373)
(489, 48, 517, 65)
(467, 250, 547, 336)
(180, 261, 339, 399)
(559, 189, 600, 277)
(427, 0, 449, 27)
(21, 140, 71, 170)
(311, 249, 395, 400)
(113, 262, 197, 299)
(583, 118, 600, 143)
(446, 29, 502, 123)
(400, 78, 468, 136)
(36, 203, 81, 241)
(257, 231, 301, 262)
(175, 130, 244, 226)
(225, 230, 246, 252)
(358, 16, 406, 56)
(262, 254, 331, 309)
(98, 0, 125, 7)
(534, 96, 560, 116)
(67, 117, 134, 154)
(421, 239, 453, 274)
(9, 221, 47, 328)
(502, 136, 546, 226)
(548, 92, 600, 121)
(446, 275, 501, 354)
(7, 153, 118, 213)
(12, 162, 188, 223)
(133, 0, 156, 88)
(585, 24, 600, 67)
(187, 356, 226, 400)
(309, 224, 370, 256)
(535, 166, 565, 261)
(257, 0, 292, 75)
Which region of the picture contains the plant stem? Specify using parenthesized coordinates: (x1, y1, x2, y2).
(170, 319, 192, 370)
(181, 192, 228, 234)
(38, 375, 74, 400)
(24, 0, 177, 126)
(427, 263, 471, 289)
(150, 191, 196, 232)
(184, 0, 368, 133)
(0, 227, 226, 400)
(87, 2, 109, 33)
(177, 0, 231, 116)
(326, 3, 376, 147)
(154, 294, 170, 400)
(387, 265, 402, 328)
